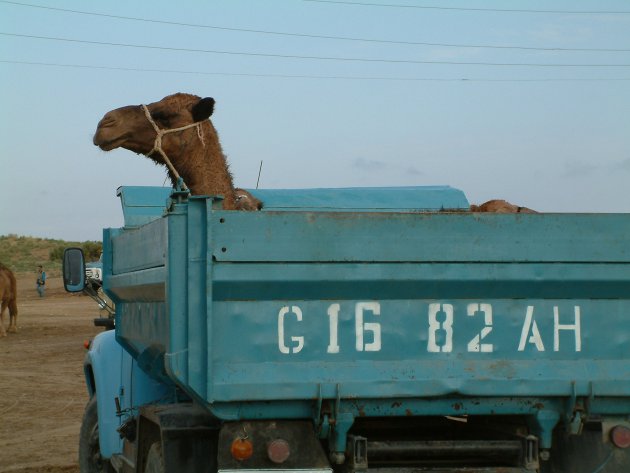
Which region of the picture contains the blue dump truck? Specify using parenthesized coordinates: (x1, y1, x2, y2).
(63, 185, 630, 473)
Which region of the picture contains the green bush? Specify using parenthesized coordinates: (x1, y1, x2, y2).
(49, 246, 65, 262)
(48, 242, 101, 262)
(82, 241, 102, 261)
(0, 235, 103, 274)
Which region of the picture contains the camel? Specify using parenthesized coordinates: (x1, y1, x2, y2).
(470, 199, 537, 213)
(0, 263, 18, 336)
(93, 93, 261, 211)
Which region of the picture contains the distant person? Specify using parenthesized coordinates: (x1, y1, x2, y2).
(36, 265, 46, 297)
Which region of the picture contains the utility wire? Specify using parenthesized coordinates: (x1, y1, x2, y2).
(3, 60, 630, 82)
(2, 32, 629, 68)
(305, 0, 630, 15)
(0, 1, 628, 53)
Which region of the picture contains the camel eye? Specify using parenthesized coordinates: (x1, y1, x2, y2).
(151, 111, 168, 121)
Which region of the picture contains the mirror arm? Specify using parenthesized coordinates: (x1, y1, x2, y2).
(83, 283, 115, 317)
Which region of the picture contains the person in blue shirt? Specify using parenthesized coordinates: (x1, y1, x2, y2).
(36, 265, 46, 297)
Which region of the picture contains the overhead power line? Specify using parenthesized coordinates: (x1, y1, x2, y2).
(3, 59, 630, 82)
(2, 32, 630, 68)
(0, 1, 628, 53)
(304, 0, 630, 15)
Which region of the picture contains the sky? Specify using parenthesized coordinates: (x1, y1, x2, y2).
(1, 0, 629, 241)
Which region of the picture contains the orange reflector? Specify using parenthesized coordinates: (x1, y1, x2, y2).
(83, 340, 91, 350)
(611, 425, 630, 449)
(231, 437, 254, 461)
(267, 439, 290, 464)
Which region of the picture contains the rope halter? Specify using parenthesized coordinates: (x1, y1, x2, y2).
(141, 104, 206, 191)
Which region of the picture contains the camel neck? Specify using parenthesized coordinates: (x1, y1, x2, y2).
(171, 123, 237, 209)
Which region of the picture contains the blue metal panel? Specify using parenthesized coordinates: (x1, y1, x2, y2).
(211, 212, 630, 263)
(111, 218, 166, 274)
(115, 185, 469, 219)
(202, 299, 630, 401)
(249, 186, 469, 211)
(116, 186, 171, 227)
(210, 263, 630, 300)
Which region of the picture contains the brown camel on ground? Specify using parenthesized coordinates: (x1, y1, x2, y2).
(470, 199, 537, 213)
(93, 93, 261, 211)
(0, 263, 18, 336)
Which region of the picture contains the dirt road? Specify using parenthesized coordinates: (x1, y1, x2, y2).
(0, 275, 102, 473)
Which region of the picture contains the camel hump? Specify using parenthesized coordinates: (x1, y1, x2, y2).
(471, 199, 538, 213)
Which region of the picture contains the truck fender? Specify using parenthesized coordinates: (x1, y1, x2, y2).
(84, 330, 125, 458)
(84, 330, 173, 459)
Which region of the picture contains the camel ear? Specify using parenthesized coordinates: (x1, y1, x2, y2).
(192, 97, 215, 121)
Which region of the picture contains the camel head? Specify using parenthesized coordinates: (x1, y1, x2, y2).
(92, 93, 262, 210)
(93, 93, 215, 159)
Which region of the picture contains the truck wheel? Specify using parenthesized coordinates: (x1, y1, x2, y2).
(144, 442, 165, 473)
(79, 396, 112, 473)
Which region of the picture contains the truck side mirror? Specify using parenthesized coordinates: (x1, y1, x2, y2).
(63, 247, 86, 292)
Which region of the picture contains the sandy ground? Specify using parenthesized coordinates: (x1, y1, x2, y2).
(0, 275, 103, 473)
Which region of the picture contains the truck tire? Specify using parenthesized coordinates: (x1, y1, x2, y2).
(79, 396, 112, 473)
(144, 442, 165, 473)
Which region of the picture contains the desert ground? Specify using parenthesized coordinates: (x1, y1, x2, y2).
(0, 274, 102, 473)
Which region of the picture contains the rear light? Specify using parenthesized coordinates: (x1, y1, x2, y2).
(611, 425, 630, 448)
(231, 437, 254, 461)
(267, 439, 290, 464)
(83, 340, 91, 350)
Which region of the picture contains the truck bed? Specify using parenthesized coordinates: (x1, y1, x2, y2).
(102, 187, 630, 443)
